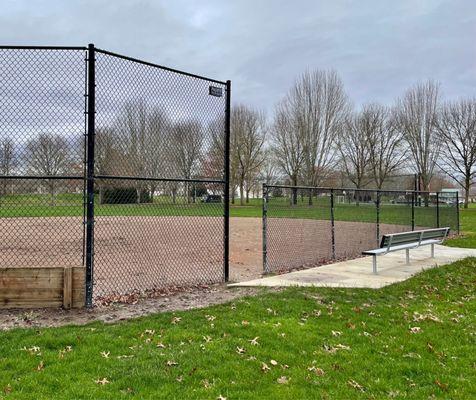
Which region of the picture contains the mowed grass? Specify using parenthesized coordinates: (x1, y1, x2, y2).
(445, 203, 476, 248)
(0, 258, 475, 399)
(0, 193, 459, 231)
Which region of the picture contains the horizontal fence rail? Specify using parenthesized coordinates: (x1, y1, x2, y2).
(262, 184, 459, 274)
(0, 44, 230, 307)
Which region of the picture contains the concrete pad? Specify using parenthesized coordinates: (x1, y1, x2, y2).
(228, 245, 476, 289)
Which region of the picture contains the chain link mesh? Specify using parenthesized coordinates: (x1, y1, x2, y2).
(0, 47, 228, 305)
(263, 185, 459, 274)
(93, 49, 227, 300)
(0, 48, 87, 271)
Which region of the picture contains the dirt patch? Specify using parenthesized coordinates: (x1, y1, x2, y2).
(0, 216, 262, 297)
(0, 285, 276, 330)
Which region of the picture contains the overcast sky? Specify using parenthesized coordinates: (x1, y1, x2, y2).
(2, 0, 475, 115)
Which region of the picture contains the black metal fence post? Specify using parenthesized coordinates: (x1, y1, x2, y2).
(436, 192, 440, 228)
(330, 189, 336, 259)
(376, 191, 380, 245)
(223, 80, 231, 282)
(411, 191, 415, 231)
(262, 183, 268, 274)
(85, 43, 96, 307)
(456, 192, 460, 234)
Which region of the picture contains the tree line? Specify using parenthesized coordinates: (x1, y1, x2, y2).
(225, 71, 475, 208)
(1, 69, 475, 208)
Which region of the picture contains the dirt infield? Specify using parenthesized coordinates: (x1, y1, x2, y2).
(0, 216, 259, 298)
(0, 216, 417, 299)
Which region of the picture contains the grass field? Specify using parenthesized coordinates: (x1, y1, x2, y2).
(0, 258, 475, 399)
(0, 199, 474, 398)
(0, 193, 459, 230)
(445, 203, 476, 247)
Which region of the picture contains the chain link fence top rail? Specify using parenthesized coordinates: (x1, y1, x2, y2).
(0, 46, 230, 305)
(263, 184, 459, 274)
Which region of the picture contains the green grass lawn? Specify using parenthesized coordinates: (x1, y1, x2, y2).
(445, 203, 476, 247)
(1, 258, 475, 399)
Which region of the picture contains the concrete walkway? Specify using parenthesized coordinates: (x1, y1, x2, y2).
(228, 245, 476, 289)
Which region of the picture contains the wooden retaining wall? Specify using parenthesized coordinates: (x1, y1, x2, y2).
(0, 267, 85, 309)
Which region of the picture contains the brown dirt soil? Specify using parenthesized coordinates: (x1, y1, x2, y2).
(0, 285, 273, 330)
(0, 216, 415, 329)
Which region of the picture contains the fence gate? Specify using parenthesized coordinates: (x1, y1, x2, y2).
(0, 45, 230, 307)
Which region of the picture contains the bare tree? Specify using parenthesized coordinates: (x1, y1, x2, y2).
(232, 104, 266, 205)
(0, 138, 16, 196)
(272, 69, 348, 204)
(95, 128, 124, 202)
(145, 108, 169, 199)
(272, 99, 305, 204)
(114, 101, 170, 202)
(205, 118, 240, 203)
(295, 70, 349, 186)
(260, 147, 279, 186)
(168, 120, 203, 203)
(337, 111, 371, 189)
(436, 98, 476, 208)
(25, 133, 71, 205)
(396, 81, 441, 198)
(363, 104, 406, 189)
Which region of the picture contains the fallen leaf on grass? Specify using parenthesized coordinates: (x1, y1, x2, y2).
(3, 384, 12, 394)
(249, 337, 259, 346)
(270, 359, 278, 366)
(348, 379, 365, 392)
(261, 363, 271, 373)
(277, 376, 289, 384)
(308, 366, 325, 376)
(95, 378, 110, 385)
(236, 347, 246, 354)
(435, 379, 448, 391)
(331, 330, 342, 337)
(201, 379, 212, 389)
(166, 360, 178, 366)
(409, 326, 421, 334)
(100, 351, 110, 359)
(171, 316, 182, 325)
(217, 395, 227, 400)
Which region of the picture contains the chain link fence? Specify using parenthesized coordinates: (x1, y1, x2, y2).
(0, 45, 230, 306)
(263, 184, 459, 274)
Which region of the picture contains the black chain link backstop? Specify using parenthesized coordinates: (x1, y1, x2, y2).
(0, 45, 230, 306)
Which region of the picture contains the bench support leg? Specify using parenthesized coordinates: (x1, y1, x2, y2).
(405, 249, 410, 265)
(431, 243, 434, 258)
(372, 255, 377, 274)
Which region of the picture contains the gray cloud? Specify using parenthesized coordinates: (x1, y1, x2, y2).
(1, 0, 475, 115)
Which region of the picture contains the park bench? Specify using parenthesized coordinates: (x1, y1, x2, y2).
(362, 227, 450, 274)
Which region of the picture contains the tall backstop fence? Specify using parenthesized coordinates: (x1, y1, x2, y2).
(262, 184, 459, 274)
(0, 45, 230, 307)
